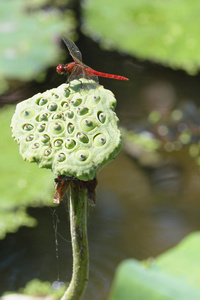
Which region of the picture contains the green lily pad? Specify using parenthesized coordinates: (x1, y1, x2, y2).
(156, 232, 200, 289)
(0, 0, 75, 81)
(108, 232, 200, 300)
(83, 0, 200, 74)
(0, 106, 54, 239)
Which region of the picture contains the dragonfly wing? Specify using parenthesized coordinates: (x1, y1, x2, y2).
(68, 65, 99, 83)
(62, 35, 83, 63)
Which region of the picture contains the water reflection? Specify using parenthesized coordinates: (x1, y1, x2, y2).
(1, 148, 200, 299)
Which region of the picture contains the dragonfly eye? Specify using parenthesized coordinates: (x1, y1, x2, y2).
(56, 64, 65, 75)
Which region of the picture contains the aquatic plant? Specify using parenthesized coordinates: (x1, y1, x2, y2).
(11, 78, 122, 300)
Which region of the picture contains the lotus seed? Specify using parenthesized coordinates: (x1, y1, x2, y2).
(26, 134, 34, 142)
(65, 138, 76, 149)
(71, 98, 82, 106)
(38, 113, 48, 121)
(63, 88, 70, 97)
(45, 149, 52, 156)
(67, 123, 75, 134)
(51, 122, 64, 134)
(54, 140, 63, 147)
(94, 134, 106, 147)
(48, 103, 57, 111)
(98, 112, 106, 123)
(52, 93, 59, 99)
(81, 118, 96, 132)
(57, 153, 66, 162)
(75, 150, 89, 161)
(37, 124, 45, 132)
(23, 124, 33, 131)
(62, 102, 69, 108)
(77, 132, 89, 143)
(53, 113, 62, 119)
(77, 106, 88, 115)
(33, 143, 39, 149)
(88, 95, 100, 106)
(41, 134, 50, 143)
(22, 109, 35, 119)
(38, 98, 47, 106)
(66, 110, 74, 119)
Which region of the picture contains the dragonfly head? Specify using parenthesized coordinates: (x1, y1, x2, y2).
(56, 63, 65, 75)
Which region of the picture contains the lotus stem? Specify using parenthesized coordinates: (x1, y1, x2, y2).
(61, 181, 89, 300)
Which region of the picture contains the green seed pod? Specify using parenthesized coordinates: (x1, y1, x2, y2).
(11, 79, 122, 180)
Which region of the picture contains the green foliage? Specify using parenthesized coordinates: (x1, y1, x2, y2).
(18, 279, 66, 299)
(0, 106, 54, 239)
(0, 0, 75, 82)
(108, 232, 200, 300)
(156, 233, 200, 289)
(83, 0, 200, 74)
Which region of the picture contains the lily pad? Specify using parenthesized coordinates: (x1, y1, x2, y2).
(0, 0, 75, 81)
(0, 106, 54, 239)
(82, 0, 200, 74)
(108, 232, 200, 299)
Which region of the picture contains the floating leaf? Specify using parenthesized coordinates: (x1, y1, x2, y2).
(0, 106, 54, 238)
(0, 0, 75, 81)
(82, 0, 200, 74)
(108, 232, 200, 299)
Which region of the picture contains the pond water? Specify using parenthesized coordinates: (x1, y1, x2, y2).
(1, 35, 200, 299)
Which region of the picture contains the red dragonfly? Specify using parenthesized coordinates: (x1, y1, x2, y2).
(56, 35, 129, 82)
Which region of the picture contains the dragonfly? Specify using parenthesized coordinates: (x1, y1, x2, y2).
(56, 35, 129, 83)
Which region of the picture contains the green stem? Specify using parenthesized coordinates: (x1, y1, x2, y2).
(61, 182, 89, 300)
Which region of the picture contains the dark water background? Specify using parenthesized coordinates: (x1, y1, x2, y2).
(1, 35, 200, 300)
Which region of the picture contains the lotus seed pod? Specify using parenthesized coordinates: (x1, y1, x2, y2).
(11, 79, 122, 181)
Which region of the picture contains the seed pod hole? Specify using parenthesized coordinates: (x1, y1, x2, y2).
(44, 148, 52, 156)
(41, 134, 50, 143)
(36, 113, 48, 122)
(97, 111, 106, 123)
(53, 113, 63, 119)
(54, 139, 63, 147)
(63, 88, 70, 97)
(37, 124, 46, 132)
(67, 123, 75, 134)
(52, 93, 59, 99)
(81, 118, 96, 132)
(77, 106, 89, 115)
(26, 134, 34, 142)
(57, 153, 66, 162)
(71, 98, 82, 107)
(88, 95, 100, 106)
(75, 149, 89, 161)
(65, 110, 74, 119)
(61, 101, 69, 108)
(48, 103, 58, 111)
(77, 132, 89, 143)
(32, 143, 39, 149)
(51, 122, 64, 134)
(65, 138, 76, 149)
(23, 123, 34, 131)
(21, 109, 35, 119)
(37, 97, 48, 106)
(93, 133, 106, 147)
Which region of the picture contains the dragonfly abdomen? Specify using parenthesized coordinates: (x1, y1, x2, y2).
(86, 68, 129, 81)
